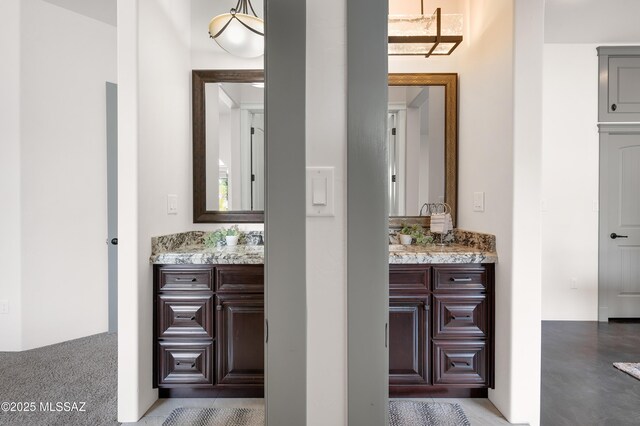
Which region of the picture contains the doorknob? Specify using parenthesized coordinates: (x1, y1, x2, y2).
(610, 233, 628, 239)
(110, 238, 118, 245)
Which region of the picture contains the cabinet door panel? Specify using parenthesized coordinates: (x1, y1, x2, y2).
(158, 341, 214, 387)
(433, 294, 487, 339)
(157, 266, 214, 292)
(608, 57, 640, 114)
(433, 341, 486, 385)
(158, 294, 214, 339)
(216, 294, 264, 385)
(389, 266, 429, 292)
(216, 265, 264, 293)
(389, 297, 429, 385)
(433, 266, 487, 292)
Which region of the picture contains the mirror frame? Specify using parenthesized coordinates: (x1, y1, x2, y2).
(388, 73, 458, 228)
(192, 69, 265, 223)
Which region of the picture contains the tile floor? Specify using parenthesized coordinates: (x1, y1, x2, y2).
(124, 397, 511, 425)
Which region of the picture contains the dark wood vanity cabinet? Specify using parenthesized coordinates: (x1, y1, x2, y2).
(154, 262, 493, 398)
(153, 264, 264, 398)
(389, 263, 495, 397)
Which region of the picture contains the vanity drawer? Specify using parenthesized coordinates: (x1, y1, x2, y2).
(157, 294, 214, 339)
(433, 266, 487, 292)
(389, 266, 430, 293)
(433, 341, 487, 386)
(157, 341, 214, 387)
(433, 295, 487, 339)
(216, 265, 264, 293)
(157, 266, 214, 292)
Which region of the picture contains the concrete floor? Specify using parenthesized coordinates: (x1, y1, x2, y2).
(125, 397, 510, 425)
(541, 321, 640, 426)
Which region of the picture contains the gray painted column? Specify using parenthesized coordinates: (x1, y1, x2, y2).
(264, 0, 306, 424)
(347, 0, 389, 424)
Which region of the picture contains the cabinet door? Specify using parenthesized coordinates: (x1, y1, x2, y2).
(389, 296, 429, 385)
(216, 294, 264, 385)
(608, 57, 640, 115)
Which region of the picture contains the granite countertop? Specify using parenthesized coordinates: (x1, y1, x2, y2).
(388, 244, 497, 264)
(149, 231, 497, 265)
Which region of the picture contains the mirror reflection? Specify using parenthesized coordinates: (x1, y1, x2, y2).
(388, 85, 445, 216)
(205, 82, 264, 212)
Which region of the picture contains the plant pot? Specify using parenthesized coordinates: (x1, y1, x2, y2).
(399, 234, 413, 245)
(225, 235, 239, 246)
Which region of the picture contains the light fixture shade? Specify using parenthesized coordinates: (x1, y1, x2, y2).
(388, 9, 463, 57)
(209, 13, 264, 58)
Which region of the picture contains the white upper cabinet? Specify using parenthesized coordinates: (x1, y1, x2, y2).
(599, 46, 640, 122)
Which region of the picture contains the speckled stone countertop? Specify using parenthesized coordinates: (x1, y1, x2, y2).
(150, 231, 497, 264)
(388, 244, 497, 264)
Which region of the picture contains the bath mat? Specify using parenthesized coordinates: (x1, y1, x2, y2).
(162, 407, 264, 426)
(389, 400, 470, 426)
(613, 362, 640, 381)
(163, 402, 470, 426)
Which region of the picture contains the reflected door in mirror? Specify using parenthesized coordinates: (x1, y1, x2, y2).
(205, 82, 264, 212)
(388, 85, 446, 216)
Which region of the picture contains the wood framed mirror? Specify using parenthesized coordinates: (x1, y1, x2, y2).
(193, 69, 265, 223)
(387, 73, 458, 228)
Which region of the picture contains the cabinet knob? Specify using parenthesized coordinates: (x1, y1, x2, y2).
(611, 103, 617, 111)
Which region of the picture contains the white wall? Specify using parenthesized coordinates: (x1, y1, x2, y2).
(11, 0, 116, 350)
(542, 44, 600, 320)
(0, 0, 23, 352)
(306, 0, 347, 423)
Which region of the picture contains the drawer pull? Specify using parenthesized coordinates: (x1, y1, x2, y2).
(451, 361, 470, 368)
(176, 361, 196, 368)
(217, 305, 222, 311)
(175, 277, 197, 282)
(176, 315, 196, 321)
(450, 277, 472, 282)
(452, 315, 472, 320)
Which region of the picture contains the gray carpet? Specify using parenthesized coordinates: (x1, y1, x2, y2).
(162, 401, 469, 426)
(0, 333, 118, 426)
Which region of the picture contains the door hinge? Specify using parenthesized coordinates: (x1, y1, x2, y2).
(391, 175, 396, 183)
(251, 127, 255, 135)
(251, 174, 256, 182)
(391, 128, 396, 136)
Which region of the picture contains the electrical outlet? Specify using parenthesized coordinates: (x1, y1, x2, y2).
(473, 192, 485, 212)
(570, 277, 578, 290)
(0, 300, 9, 314)
(167, 194, 178, 215)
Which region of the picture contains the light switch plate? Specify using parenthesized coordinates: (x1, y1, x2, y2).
(0, 300, 8, 315)
(307, 167, 334, 216)
(473, 192, 485, 212)
(167, 194, 178, 215)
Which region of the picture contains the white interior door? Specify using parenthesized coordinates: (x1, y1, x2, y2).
(600, 127, 640, 320)
(251, 112, 264, 211)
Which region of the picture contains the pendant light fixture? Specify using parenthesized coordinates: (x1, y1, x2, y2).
(388, 1, 463, 57)
(209, 0, 264, 58)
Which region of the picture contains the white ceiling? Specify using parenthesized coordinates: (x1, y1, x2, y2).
(42, 0, 116, 26)
(545, 0, 640, 43)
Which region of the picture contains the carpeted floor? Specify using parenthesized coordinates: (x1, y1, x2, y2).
(0, 333, 118, 426)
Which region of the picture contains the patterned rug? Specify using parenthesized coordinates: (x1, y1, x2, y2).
(163, 407, 264, 426)
(163, 401, 470, 426)
(389, 401, 470, 426)
(613, 362, 640, 381)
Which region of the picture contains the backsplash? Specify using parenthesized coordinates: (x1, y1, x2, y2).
(151, 230, 264, 255)
(388, 228, 496, 252)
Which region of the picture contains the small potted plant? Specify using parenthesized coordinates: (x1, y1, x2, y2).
(204, 225, 244, 248)
(399, 224, 414, 245)
(224, 225, 240, 246)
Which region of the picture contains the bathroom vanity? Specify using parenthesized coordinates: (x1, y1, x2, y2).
(150, 231, 496, 398)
